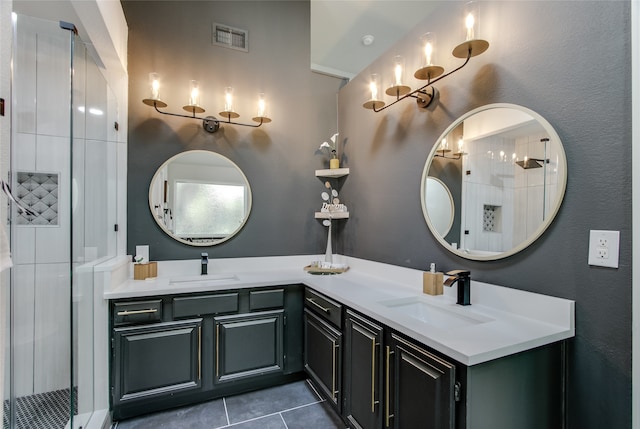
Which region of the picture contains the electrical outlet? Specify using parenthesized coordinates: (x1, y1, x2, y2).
(596, 247, 608, 259)
(588, 230, 619, 268)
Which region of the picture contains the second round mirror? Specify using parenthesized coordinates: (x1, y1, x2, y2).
(421, 103, 567, 260)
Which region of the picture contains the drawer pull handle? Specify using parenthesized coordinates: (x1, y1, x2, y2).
(116, 308, 158, 316)
(385, 346, 395, 427)
(216, 324, 220, 378)
(306, 297, 330, 314)
(332, 341, 339, 401)
(198, 326, 202, 381)
(371, 339, 378, 412)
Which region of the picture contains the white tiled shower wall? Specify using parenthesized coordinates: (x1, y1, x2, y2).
(9, 15, 119, 400)
(461, 132, 562, 253)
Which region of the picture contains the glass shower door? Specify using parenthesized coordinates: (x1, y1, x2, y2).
(5, 13, 117, 429)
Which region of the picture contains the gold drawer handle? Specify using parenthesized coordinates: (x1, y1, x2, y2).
(332, 341, 339, 401)
(117, 308, 158, 316)
(372, 340, 379, 412)
(306, 297, 331, 313)
(198, 326, 202, 381)
(385, 346, 395, 427)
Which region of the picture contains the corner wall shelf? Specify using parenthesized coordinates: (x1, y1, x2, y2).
(314, 212, 349, 219)
(315, 168, 350, 178)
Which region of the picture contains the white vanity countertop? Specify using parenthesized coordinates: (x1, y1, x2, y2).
(103, 255, 574, 366)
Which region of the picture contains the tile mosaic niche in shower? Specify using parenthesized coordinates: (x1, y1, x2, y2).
(16, 172, 59, 226)
(483, 204, 501, 232)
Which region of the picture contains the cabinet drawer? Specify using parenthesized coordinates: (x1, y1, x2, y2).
(113, 300, 162, 326)
(250, 288, 284, 311)
(173, 293, 239, 318)
(304, 288, 342, 327)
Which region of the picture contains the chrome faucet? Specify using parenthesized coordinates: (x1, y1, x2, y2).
(201, 252, 208, 275)
(444, 270, 471, 306)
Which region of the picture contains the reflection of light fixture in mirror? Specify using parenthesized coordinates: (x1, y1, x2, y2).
(434, 137, 466, 160)
(142, 74, 271, 133)
(515, 138, 550, 169)
(363, 1, 489, 112)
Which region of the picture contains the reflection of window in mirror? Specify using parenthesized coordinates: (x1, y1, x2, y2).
(174, 182, 246, 239)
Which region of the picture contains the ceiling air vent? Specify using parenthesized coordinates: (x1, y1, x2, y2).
(213, 23, 248, 52)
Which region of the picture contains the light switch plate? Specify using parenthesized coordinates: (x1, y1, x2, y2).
(588, 230, 620, 268)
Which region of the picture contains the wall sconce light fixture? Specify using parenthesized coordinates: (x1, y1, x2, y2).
(363, 1, 489, 112)
(142, 73, 271, 133)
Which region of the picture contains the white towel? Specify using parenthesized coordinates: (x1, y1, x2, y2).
(0, 223, 12, 273)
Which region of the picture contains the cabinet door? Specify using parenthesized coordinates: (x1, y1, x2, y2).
(388, 334, 455, 429)
(214, 310, 284, 383)
(112, 319, 202, 405)
(304, 309, 342, 410)
(343, 310, 384, 429)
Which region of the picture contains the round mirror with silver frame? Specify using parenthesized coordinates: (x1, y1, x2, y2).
(421, 103, 567, 261)
(149, 150, 252, 246)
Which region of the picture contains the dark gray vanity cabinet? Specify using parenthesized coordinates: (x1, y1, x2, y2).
(214, 310, 284, 383)
(343, 310, 384, 429)
(110, 285, 304, 421)
(112, 319, 203, 406)
(303, 288, 343, 411)
(387, 333, 456, 429)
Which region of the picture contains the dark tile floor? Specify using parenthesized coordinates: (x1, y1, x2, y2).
(112, 380, 348, 429)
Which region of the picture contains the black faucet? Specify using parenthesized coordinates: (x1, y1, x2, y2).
(444, 270, 471, 306)
(201, 252, 208, 275)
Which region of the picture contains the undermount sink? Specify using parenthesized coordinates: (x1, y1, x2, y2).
(378, 297, 492, 330)
(170, 274, 239, 285)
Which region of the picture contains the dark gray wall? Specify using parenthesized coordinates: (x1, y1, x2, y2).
(338, 1, 631, 428)
(124, 1, 631, 427)
(124, 1, 343, 260)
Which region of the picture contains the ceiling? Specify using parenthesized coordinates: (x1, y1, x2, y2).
(310, 0, 439, 80)
(12, 0, 434, 82)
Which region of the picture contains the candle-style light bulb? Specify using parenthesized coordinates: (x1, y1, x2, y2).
(150, 73, 160, 100)
(458, 138, 464, 152)
(143, 72, 168, 108)
(394, 57, 404, 86)
(452, 1, 488, 59)
(415, 33, 444, 80)
(252, 93, 272, 124)
(442, 138, 448, 150)
(385, 56, 411, 97)
(371, 82, 378, 101)
(219, 86, 240, 119)
(362, 73, 385, 109)
(464, 1, 479, 41)
(182, 80, 205, 113)
(466, 13, 475, 40)
(425, 42, 434, 66)
(257, 94, 266, 117)
(423, 33, 435, 66)
(370, 76, 379, 101)
(224, 87, 234, 112)
(189, 80, 200, 106)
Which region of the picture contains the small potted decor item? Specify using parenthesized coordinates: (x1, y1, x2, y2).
(319, 133, 340, 169)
